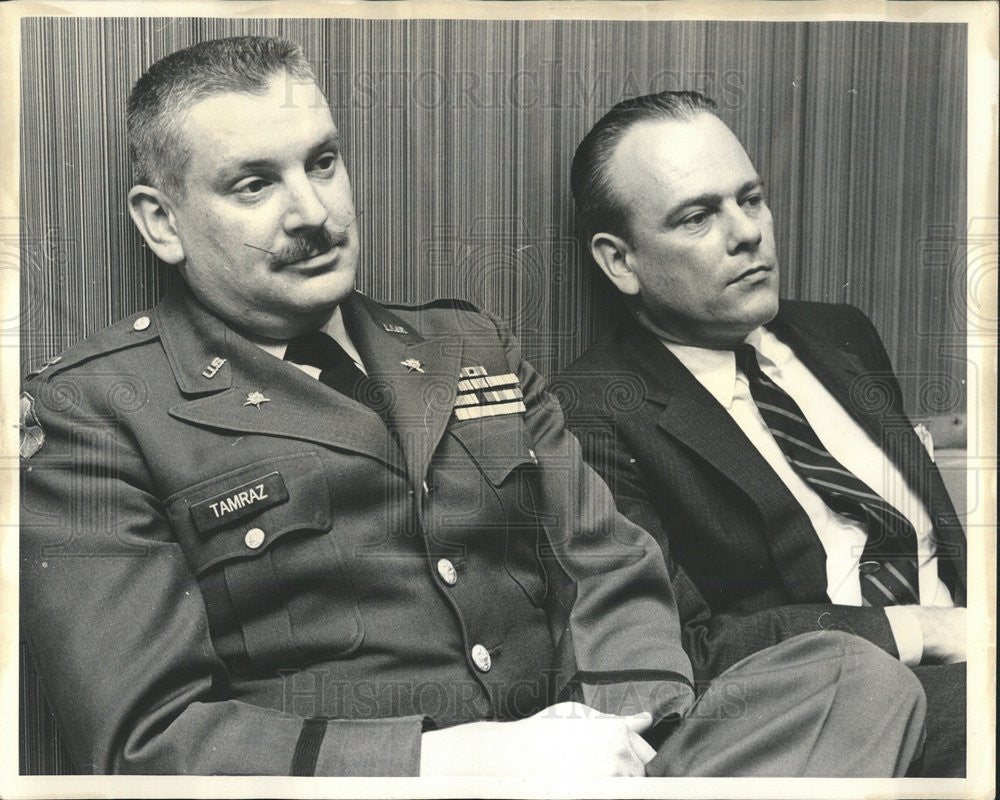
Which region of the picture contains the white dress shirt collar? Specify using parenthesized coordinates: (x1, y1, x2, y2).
(662, 327, 780, 409)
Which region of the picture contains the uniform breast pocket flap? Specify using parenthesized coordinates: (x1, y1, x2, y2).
(166, 451, 363, 672)
(448, 414, 537, 486)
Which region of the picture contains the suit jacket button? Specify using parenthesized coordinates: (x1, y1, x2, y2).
(437, 558, 458, 586)
(245, 528, 265, 549)
(471, 644, 492, 673)
(858, 560, 881, 575)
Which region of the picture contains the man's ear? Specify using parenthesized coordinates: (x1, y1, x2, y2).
(127, 185, 185, 265)
(590, 232, 641, 295)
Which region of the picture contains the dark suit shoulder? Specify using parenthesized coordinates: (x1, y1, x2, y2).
(775, 300, 884, 353)
(24, 310, 160, 383)
(560, 324, 630, 377)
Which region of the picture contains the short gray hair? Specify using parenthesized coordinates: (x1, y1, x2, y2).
(126, 35, 318, 196)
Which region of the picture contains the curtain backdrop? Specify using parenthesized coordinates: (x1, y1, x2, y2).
(18, 16, 967, 773)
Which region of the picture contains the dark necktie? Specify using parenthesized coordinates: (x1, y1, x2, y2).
(284, 329, 373, 409)
(733, 344, 920, 606)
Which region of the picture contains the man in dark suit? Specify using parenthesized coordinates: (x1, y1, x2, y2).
(559, 90, 966, 777)
(18, 39, 928, 777)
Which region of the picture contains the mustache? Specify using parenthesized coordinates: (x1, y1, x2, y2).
(267, 227, 349, 268)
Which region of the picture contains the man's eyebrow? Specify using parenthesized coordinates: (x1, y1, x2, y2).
(665, 177, 765, 220)
(212, 133, 342, 182)
(308, 132, 342, 156)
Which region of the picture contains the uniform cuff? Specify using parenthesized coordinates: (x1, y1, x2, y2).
(568, 671, 696, 727)
(308, 715, 427, 776)
(884, 606, 923, 666)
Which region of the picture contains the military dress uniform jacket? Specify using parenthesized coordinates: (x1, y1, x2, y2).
(20, 284, 696, 775)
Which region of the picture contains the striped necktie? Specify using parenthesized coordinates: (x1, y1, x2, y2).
(733, 344, 920, 606)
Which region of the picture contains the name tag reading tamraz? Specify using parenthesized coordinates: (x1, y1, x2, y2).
(189, 471, 289, 533)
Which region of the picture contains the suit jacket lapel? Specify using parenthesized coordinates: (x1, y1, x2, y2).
(345, 293, 464, 492)
(618, 320, 830, 602)
(767, 308, 880, 440)
(156, 285, 404, 472)
(769, 304, 967, 598)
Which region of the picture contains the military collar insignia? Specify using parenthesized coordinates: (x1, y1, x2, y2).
(243, 391, 271, 409)
(202, 357, 227, 379)
(401, 358, 424, 373)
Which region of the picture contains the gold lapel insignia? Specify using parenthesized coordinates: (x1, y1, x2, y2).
(202, 357, 227, 379)
(383, 323, 408, 335)
(401, 358, 425, 373)
(243, 391, 271, 409)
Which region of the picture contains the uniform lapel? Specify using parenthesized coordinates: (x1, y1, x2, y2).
(618, 318, 830, 602)
(155, 285, 404, 472)
(345, 293, 465, 492)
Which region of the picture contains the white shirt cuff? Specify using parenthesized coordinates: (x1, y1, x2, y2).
(884, 605, 924, 666)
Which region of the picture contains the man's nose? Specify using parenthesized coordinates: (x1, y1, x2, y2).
(282, 175, 330, 232)
(725, 204, 763, 253)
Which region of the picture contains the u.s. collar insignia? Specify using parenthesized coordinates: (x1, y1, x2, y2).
(383, 323, 408, 335)
(401, 358, 424, 373)
(202, 357, 226, 379)
(454, 369, 526, 420)
(243, 391, 271, 409)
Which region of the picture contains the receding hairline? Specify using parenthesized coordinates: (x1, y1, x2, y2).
(600, 110, 736, 237)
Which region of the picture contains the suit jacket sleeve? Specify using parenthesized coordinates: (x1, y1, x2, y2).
(561, 369, 900, 684)
(487, 313, 696, 723)
(20, 372, 424, 775)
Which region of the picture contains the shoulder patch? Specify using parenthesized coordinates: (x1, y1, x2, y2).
(19, 392, 44, 458)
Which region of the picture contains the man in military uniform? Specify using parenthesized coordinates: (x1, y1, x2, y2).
(20, 36, 927, 776)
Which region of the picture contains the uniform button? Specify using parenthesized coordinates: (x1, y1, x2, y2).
(244, 528, 265, 549)
(437, 558, 458, 586)
(471, 644, 491, 673)
(133, 315, 151, 331)
(859, 561, 881, 575)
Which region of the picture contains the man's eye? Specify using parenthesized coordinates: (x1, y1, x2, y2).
(681, 211, 710, 227)
(312, 153, 338, 173)
(234, 178, 269, 196)
(742, 193, 764, 208)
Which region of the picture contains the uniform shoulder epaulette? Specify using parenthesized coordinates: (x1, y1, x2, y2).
(382, 297, 481, 313)
(24, 310, 159, 381)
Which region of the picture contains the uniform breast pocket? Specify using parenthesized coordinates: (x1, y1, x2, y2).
(447, 416, 550, 607)
(165, 452, 364, 675)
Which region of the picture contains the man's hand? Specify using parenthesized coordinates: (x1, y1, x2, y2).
(912, 606, 967, 664)
(419, 701, 656, 777)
